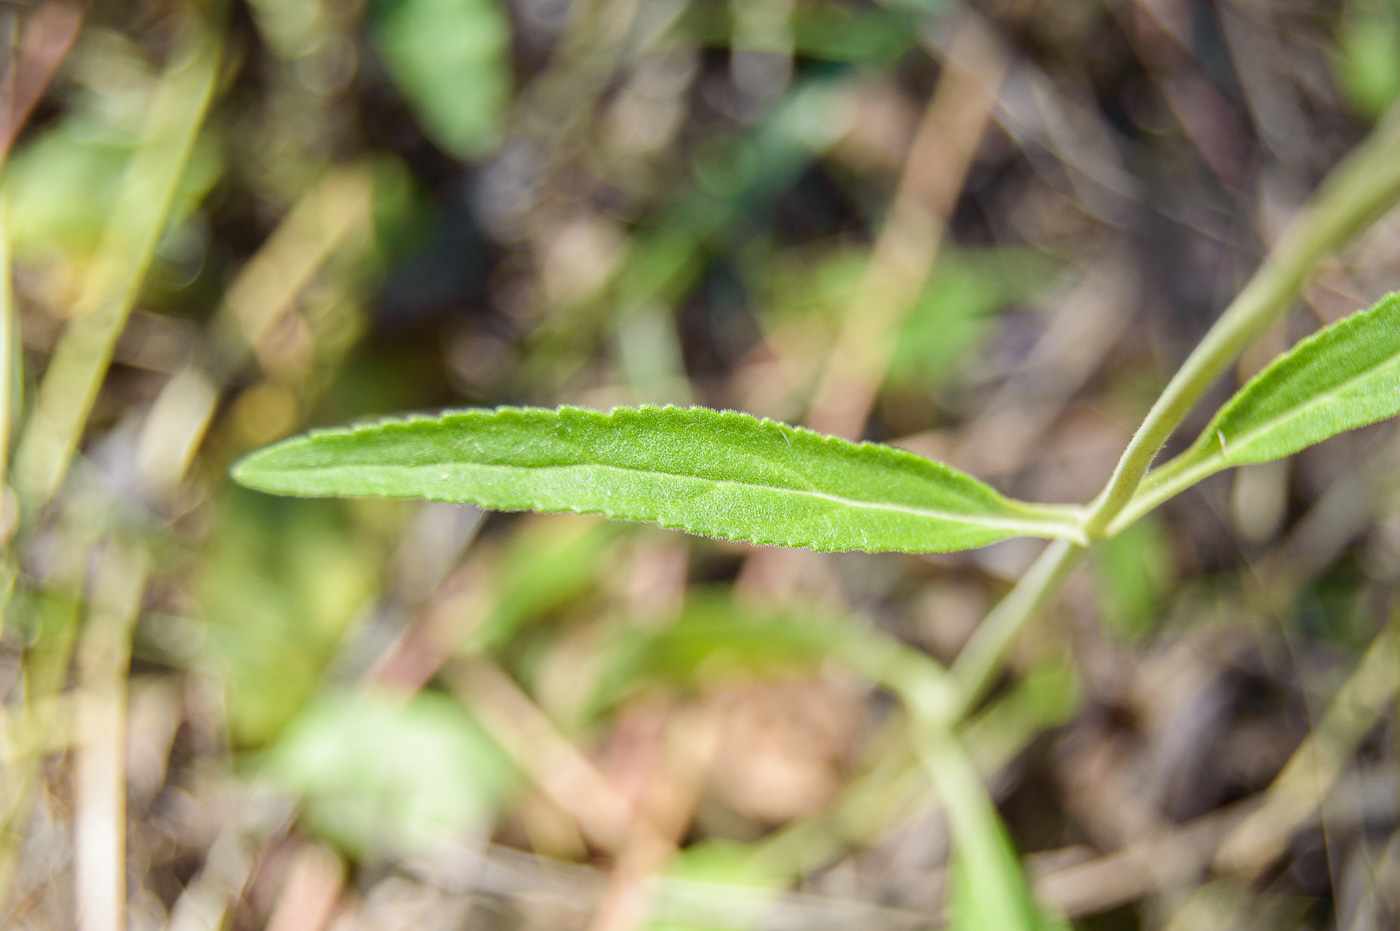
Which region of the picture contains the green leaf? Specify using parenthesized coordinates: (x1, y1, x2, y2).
(1199, 292, 1400, 463)
(199, 494, 376, 746)
(265, 689, 516, 857)
(232, 406, 1085, 554)
(370, 0, 511, 160)
(1094, 515, 1173, 639)
(925, 735, 1062, 931)
(1123, 293, 1400, 529)
(588, 591, 842, 717)
(1179, 294, 1400, 463)
(1335, 0, 1400, 120)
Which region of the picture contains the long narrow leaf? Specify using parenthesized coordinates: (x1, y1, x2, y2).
(232, 406, 1086, 554)
(1116, 292, 1400, 531)
(1191, 292, 1400, 465)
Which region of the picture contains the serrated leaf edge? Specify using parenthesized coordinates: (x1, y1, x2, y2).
(232, 405, 1090, 550)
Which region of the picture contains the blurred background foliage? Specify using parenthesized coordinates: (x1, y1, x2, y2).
(2, 0, 1400, 929)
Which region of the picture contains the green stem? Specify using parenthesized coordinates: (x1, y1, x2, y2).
(1104, 456, 1218, 538)
(942, 103, 1400, 720)
(947, 539, 1081, 721)
(1083, 107, 1400, 539)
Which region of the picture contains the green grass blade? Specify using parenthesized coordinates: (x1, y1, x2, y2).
(1114, 292, 1400, 532)
(10, 19, 221, 507)
(0, 195, 13, 486)
(232, 406, 1087, 554)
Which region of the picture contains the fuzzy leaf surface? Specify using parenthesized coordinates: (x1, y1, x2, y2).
(232, 406, 1083, 554)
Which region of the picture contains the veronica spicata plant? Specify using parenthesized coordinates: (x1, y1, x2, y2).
(234, 112, 1400, 668)
(232, 102, 1400, 727)
(232, 104, 1400, 931)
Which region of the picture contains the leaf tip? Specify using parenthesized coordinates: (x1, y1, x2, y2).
(228, 437, 299, 494)
(227, 450, 265, 491)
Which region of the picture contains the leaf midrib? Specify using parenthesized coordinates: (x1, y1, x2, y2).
(266, 456, 1081, 537)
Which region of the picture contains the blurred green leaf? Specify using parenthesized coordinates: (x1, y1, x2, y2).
(948, 836, 1068, 931)
(890, 250, 1060, 389)
(762, 247, 865, 326)
(527, 79, 857, 391)
(964, 659, 1081, 771)
(612, 81, 857, 318)
(371, 0, 511, 160)
(763, 247, 1057, 391)
(3, 123, 130, 258)
(473, 517, 621, 652)
(199, 495, 376, 746)
(367, 153, 431, 268)
(1336, 0, 1400, 119)
(232, 405, 1088, 553)
(265, 689, 516, 857)
(687, 1, 921, 64)
(928, 736, 1063, 931)
(589, 592, 840, 715)
(791, 4, 922, 63)
(650, 840, 783, 931)
(1094, 515, 1173, 639)
(3, 116, 220, 262)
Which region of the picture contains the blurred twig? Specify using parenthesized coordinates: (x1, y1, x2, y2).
(1214, 620, 1400, 877)
(263, 844, 345, 931)
(74, 543, 150, 931)
(133, 164, 374, 493)
(805, 12, 1008, 440)
(0, 1, 83, 166)
(11, 17, 221, 508)
(446, 657, 638, 855)
(214, 166, 374, 377)
(587, 702, 717, 931)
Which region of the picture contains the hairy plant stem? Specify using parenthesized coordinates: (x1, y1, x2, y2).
(1084, 106, 1400, 539)
(936, 103, 1400, 727)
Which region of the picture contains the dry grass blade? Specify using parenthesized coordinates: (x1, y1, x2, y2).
(74, 544, 149, 931)
(1215, 622, 1400, 877)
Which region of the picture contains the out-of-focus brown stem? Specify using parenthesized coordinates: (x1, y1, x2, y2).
(446, 657, 641, 855)
(262, 844, 345, 931)
(586, 703, 718, 931)
(0, 2, 84, 165)
(804, 14, 1008, 439)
